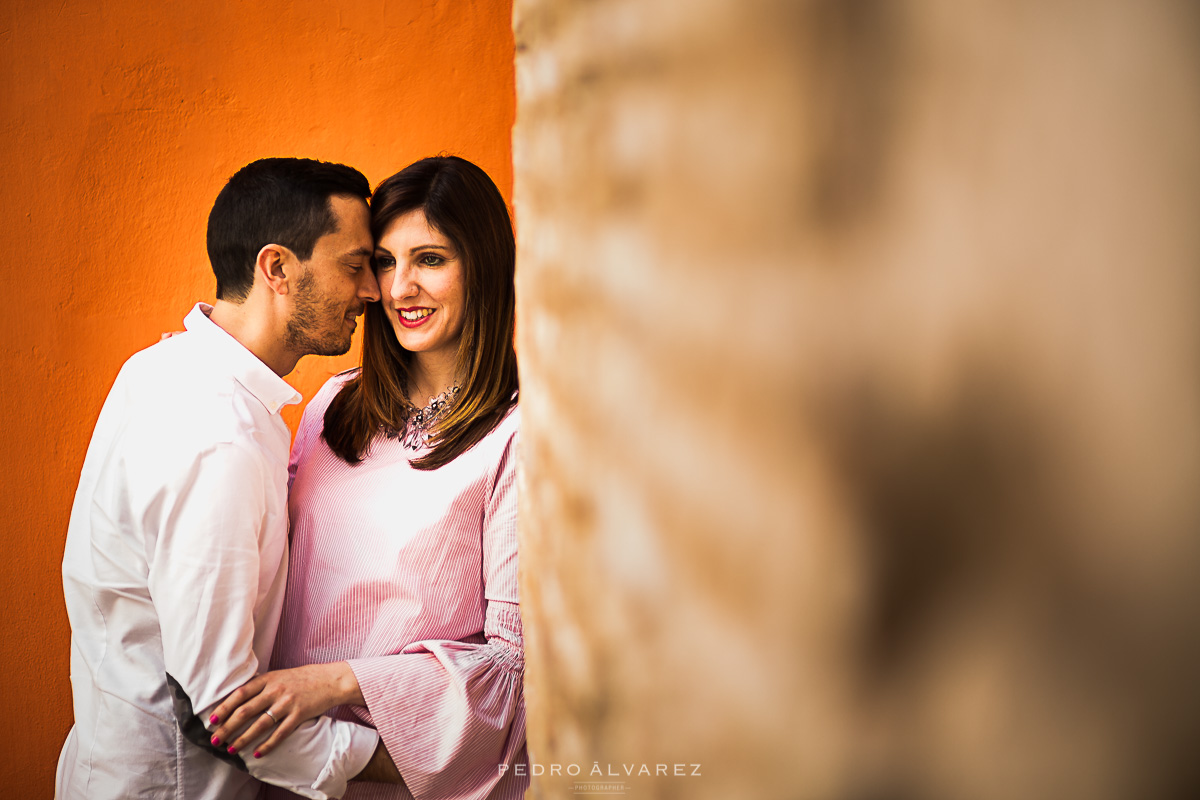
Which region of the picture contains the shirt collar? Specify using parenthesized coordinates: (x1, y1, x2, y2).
(183, 303, 303, 416)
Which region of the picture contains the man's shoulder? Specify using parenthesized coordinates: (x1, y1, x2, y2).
(112, 335, 274, 448)
(118, 332, 213, 390)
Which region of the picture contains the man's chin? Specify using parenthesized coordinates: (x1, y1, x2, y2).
(285, 317, 355, 358)
(300, 333, 353, 358)
(318, 338, 353, 358)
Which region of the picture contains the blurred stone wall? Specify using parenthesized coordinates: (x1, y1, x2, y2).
(512, 2, 1200, 798)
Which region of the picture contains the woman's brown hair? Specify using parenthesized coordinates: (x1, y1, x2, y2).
(321, 156, 518, 470)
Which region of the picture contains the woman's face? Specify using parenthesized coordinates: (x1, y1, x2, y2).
(374, 209, 466, 363)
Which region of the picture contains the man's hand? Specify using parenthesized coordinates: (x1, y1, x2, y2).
(209, 662, 363, 757)
(353, 740, 406, 784)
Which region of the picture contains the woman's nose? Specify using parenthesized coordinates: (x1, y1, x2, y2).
(391, 267, 417, 300)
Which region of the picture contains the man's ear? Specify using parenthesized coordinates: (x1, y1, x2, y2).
(255, 244, 298, 296)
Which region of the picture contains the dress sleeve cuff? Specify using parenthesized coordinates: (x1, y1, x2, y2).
(347, 638, 525, 800)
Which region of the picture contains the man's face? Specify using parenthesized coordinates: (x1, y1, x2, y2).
(284, 195, 379, 357)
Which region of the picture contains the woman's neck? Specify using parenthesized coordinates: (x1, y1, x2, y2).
(407, 351, 460, 406)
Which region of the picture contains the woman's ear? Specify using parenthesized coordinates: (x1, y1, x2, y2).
(255, 243, 298, 296)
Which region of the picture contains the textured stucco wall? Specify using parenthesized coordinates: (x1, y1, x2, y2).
(0, 1, 513, 791)
(513, 1, 1200, 798)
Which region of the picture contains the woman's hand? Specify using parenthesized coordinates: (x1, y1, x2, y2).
(208, 662, 364, 758)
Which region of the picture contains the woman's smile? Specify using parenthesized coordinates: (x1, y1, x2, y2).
(398, 307, 435, 327)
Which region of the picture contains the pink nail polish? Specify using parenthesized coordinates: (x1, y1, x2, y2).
(227, 746, 237, 754)
(253, 751, 262, 759)
(210, 714, 219, 724)
(211, 736, 220, 746)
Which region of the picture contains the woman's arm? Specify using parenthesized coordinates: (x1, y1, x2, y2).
(345, 425, 526, 799)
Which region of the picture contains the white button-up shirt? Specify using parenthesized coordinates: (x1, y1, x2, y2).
(57, 304, 379, 800)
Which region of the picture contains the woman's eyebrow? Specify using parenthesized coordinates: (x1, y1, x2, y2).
(409, 244, 450, 254)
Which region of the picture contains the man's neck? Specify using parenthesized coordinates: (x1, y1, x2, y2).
(208, 299, 300, 377)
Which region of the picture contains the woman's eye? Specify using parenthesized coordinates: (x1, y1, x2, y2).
(373, 255, 395, 271)
(419, 254, 445, 267)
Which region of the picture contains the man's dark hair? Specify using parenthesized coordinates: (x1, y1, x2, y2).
(206, 158, 371, 301)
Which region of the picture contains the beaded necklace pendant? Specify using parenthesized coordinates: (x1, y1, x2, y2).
(383, 385, 461, 451)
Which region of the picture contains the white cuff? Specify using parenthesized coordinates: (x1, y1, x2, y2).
(241, 716, 380, 800)
(313, 722, 380, 798)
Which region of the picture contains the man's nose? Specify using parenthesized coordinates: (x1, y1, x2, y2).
(359, 268, 381, 302)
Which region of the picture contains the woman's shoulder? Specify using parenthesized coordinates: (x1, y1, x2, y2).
(480, 399, 520, 464)
(319, 367, 360, 400)
(459, 396, 519, 464)
(299, 368, 360, 429)
(492, 396, 520, 439)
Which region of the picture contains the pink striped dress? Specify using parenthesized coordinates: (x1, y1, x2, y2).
(264, 372, 527, 800)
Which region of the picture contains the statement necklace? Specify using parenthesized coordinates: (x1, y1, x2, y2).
(384, 384, 461, 451)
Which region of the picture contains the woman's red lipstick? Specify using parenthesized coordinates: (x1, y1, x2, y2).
(397, 307, 434, 329)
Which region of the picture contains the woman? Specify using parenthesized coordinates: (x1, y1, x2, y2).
(211, 156, 525, 799)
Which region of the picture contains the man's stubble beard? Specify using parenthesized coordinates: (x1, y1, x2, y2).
(284, 268, 355, 357)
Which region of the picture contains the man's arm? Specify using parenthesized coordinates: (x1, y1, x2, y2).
(145, 440, 378, 799)
(205, 662, 406, 785)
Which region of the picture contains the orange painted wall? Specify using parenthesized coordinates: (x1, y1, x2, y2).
(0, 0, 513, 791)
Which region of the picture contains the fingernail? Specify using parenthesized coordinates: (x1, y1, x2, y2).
(227, 746, 237, 754)
(253, 751, 262, 759)
(210, 715, 219, 724)
(211, 736, 221, 746)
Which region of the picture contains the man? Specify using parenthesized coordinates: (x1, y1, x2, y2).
(57, 158, 400, 799)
